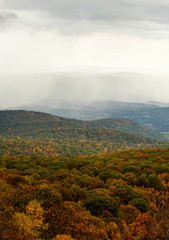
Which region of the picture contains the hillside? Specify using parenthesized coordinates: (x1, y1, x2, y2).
(1, 109, 166, 140)
(1, 148, 169, 239)
(14, 100, 169, 133)
(0, 110, 168, 157)
(110, 106, 169, 133)
(86, 118, 167, 140)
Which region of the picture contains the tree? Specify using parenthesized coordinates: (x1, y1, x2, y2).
(129, 212, 156, 240)
(119, 205, 141, 224)
(13, 200, 44, 239)
(129, 198, 149, 213)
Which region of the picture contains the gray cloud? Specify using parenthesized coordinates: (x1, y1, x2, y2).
(2, 0, 169, 25)
(1, 0, 169, 38)
(1, 1, 169, 78)
(0, 12, 17, 27)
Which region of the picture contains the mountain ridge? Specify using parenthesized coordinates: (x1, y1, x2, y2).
(0, 109, 166, 140)
(0, 110, 168, 157)
(8, 100, 169, 133)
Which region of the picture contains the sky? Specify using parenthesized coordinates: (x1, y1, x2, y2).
(1, 0, 169, 75)
(1, 0, 169, 106)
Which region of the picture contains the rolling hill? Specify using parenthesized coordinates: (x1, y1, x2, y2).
(86, 118, 167, 140)
(12, 100, 169, 134)
(0, 110, 168, 157)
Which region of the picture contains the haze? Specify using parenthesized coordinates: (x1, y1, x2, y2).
(0, 72, 169, 108)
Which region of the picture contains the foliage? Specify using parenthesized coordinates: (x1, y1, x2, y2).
(0, 110, 168, 158)
(1, 119, 169, 239)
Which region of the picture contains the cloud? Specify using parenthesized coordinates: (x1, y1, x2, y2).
(2, 0, 169, 35)
(2, 0, 169, 23)
(0, 12, 17, 27)
(1, 0, 169, 77)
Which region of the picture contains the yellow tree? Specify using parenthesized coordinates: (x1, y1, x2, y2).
(13, 200, 44, 239)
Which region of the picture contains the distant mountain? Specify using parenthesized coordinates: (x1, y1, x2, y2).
(2, 71, 169, 133)
(11, 100, 169, 133)
(7, 100, 157, 122)
(109, 107, 169, 133)
(146, 101, 169, 107)
(0, 110, 168, 157)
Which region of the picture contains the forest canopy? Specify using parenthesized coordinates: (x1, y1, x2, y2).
(1, 148, 169, 239)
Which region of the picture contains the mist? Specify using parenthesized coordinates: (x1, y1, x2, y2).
(1, 72, 169, 109)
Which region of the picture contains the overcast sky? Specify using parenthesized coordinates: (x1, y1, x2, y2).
(1, 0, 169, 107)
(1, 0, 169, 75)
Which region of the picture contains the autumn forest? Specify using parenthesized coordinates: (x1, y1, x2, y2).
(1, 110, 169, 239)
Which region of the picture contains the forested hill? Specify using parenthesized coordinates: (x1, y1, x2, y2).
(0, 110, 168, 157)
(86, 118, 167, 140)
(0, 110, 166, 140)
